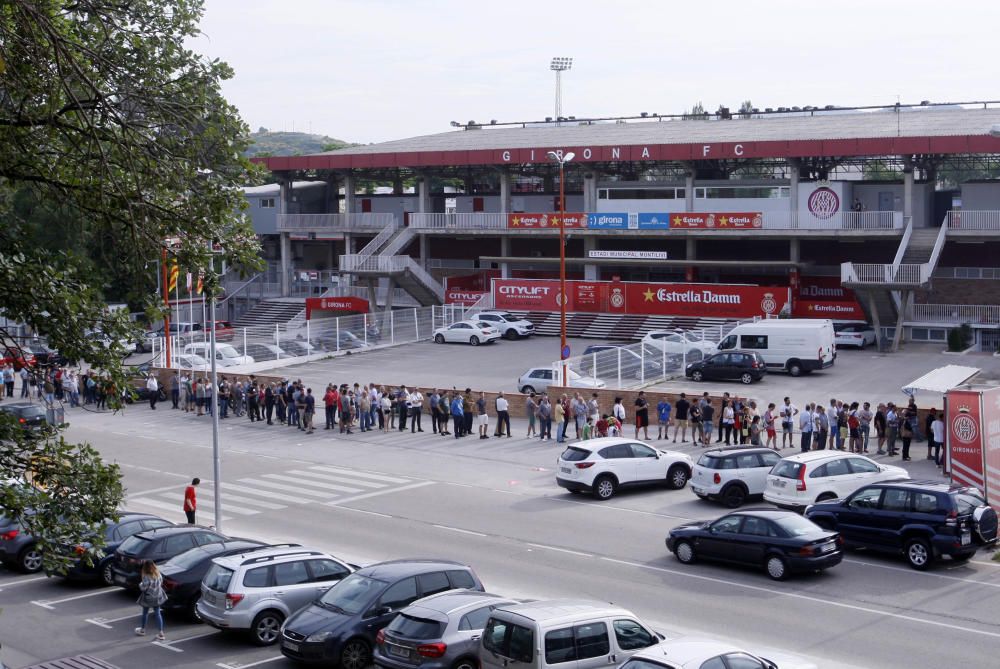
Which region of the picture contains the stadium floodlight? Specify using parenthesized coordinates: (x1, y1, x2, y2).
(550, 57, 573, 123)
(450, 121, 461, 127)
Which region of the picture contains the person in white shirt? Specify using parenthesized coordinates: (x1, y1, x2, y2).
(780, 397, 798, 448)
(495, 392, 511, 437)
(146, 375, 159, 410)
(931, 415, 945, 466)
(408, 389, 424, 432)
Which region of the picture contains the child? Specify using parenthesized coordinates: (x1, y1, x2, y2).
(596, 414, 609, 438)
(582, 416, 593, 441)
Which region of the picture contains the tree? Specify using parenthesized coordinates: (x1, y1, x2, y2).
(683, 101, 707, 120)
(739, 100, 755, 119)
(0, 0, 263, 572)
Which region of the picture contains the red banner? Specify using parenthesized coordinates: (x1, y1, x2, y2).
(669, 212, 763, 229)
(305, 296, 369, 319)
(444, 289, 486, 305)
(947, 390, 985, 491)
(508, 213, 587, 229)
(982, 387, 1000, 506)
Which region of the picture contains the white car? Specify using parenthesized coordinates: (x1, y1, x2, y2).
(619, 637, 818, 669)
(642, 330, 718, 358)
(471, 311, 535, 339)
(432, 320, 501, 346)
(556, 437, 693, 500)
(764, 451, 908, 510)
(516, 366, 606, 394)
(182, 342, 254, 367)
(174, 353, 210, 371)
(833, 321, 877, 348)
(691, 447, 783, 508)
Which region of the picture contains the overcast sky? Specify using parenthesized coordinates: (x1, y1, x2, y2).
(193, 0, 1000, 145)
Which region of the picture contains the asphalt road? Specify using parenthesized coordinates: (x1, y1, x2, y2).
(1, 396, 998, 669)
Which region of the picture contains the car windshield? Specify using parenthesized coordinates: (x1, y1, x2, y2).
(387, 613, 444, 638)
(218, 346, 240, 358)
(697, 454, 728, 469)
(318, 573, 386, 614)
(955, 491, 987, 515)
(496, 313, 516, 321)
(19, 406, 46, 419)
(203, 563, 234, 592)
(561, 447, 591, 462)
(164, 546, 213, 570)
(118, 534, 152, 556)
(771, 460, 803, 479)
(773, 514, 825, 537)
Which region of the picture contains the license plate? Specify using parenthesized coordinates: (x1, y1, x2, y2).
(961, 531, 971, 546)
(770, 479, 786, 488)
(820, 541, 835, 553)
(560, 467, 571, 474)
(284, 642, 299, 652)
(203, 592, 217, 604)
(389, 645, 411, 658)
(691, 486, 704, 494)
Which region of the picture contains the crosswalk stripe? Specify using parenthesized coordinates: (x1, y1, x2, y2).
(287, 469, 387, 489)
(220, 482, 316, 505)
(210, 492, 285, 510)
(262, 473, 363, 494)
(238, 478, 336, 498)
(128, 497, 234, 521)
(309, 465, 411, 484)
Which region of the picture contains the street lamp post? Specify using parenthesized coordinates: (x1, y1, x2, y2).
(547, 150, 575, 386)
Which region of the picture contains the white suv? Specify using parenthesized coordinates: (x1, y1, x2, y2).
(556, 437, 693, 500)
(517, 367, 605, 394)
(472, 312, 535, 340)
(691, 447, 783, 508)
(764, 451, 908, 510)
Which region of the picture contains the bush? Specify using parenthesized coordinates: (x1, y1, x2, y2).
(947, 323, 972, 352)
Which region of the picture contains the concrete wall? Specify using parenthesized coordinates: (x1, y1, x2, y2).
(851, 182, 934, 227)
(958, 182, 1000, 210)
(918, 278, 1000, 305)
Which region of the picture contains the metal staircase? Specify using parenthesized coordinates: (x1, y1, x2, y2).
(339, 223, 444, 306)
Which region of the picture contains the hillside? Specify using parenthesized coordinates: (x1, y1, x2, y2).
(245, 129, 356, 157)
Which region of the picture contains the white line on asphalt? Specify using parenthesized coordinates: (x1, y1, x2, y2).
(153, 629, 219, 652)
(843, 557, 1000, 589)
(526, 543, 593, 557)
(334, 506, 393, 519)
(220, 482, 317, 505)
(262, 473, 362, 494)
(309, 465, 412, 484)
(258, 454, 279, 460)
(125, 483, 189, 498)
(120, 463, 190, 478)
(204, 492, 285, 510)
(135, 434, 157, 440)
(86, 613, 137, 629)
(238, 477, 337, 498)
(432, 524, 487, 537)
(0, 575, 50, 591)
(287, 469, 387, 489)
(325, 480, 437, 506)
(32, 587, 118, 609)
(128, 497, 235, 520)
(598, 556, 1000, 639)
(217, 655, 284, 669)
(159, 492, 263, 516)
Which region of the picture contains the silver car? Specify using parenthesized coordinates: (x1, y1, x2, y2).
(374, 591, 518, 669)
(198, 546, 354, 645)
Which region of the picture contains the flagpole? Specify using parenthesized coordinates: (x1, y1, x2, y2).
(174, 264, 181, 384)
(162, 248, 171, 368)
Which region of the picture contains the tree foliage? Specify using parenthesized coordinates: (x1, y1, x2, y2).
(0, 0, 263, 564)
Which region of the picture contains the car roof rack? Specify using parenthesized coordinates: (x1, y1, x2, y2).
(239, 547, 321, 565)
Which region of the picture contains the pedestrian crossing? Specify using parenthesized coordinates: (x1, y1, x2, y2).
(126, 464, 429, 521)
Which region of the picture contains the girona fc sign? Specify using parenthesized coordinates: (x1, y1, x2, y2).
(952, 413, 978, 444)
(808, 187, 840, 219)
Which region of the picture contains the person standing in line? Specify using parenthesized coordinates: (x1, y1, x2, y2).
(323, 385, 337, 430)
(264, 383, 275, 425)
(525, 392, 538, 438)
(462, 389, 474, 437)
(799, 403, 814, 453)
(814, 406, 829, 451)
(874, 403, 887, 454)
(183, 478, 199, 524)
(931, 412, 945, 466)
(656, 395, 672, 440)
(847, 402, 861, 453)
(477, 392, 490, 440)
(554, 395, 566, 443)
(925, 408, 938, 460)
(899, 408, 914, 461)
(397, 385, 409, 433)
(203, 377, 214, 416)
(495, 391, 511, 437)
(169, 374, 179, 409)
(612, 397, 627, 435)
(247, 381, 260, 423)
(19, 366, 30, 398)
(339, 387, 353, 434)
(858, 401, 874, 453)
(303, 388, 315, 434)
(450, 392, 464, 439)
(359, 389, 372, 432)
(409, 387, 424, 432)
(673, 393, 690, 443)
(687, 402, 701, 443)
(588, 393, 601, 425)
(885, 403, 899, 456)
(700, 399, 715, 446)
(381, 390, 392, 432)
(780, 397, 798, 448)
(429, 389, 441, 434)
(714, 391, 731, 443)
(146, 374, 159, 410)
(134, 560, 167, 641)
(721, 400, 735, 445)
(763, 403, 777, 450)
(217, 377, 230, 419)
(538, 394, 552, 441)
(275, 382, 287, 424)
(437, 391, 450, 436)
(634, 391, 650, 440)
(3, 363, 13, 397)
(571, 393, 587, 439)
(749, 415, 762, 446)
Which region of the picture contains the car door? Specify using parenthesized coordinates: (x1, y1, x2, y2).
(710, 354, 737, 381)
(272, 559, 316, 612)
(698, 514, 744, 561)
(610, 618, 657, 656)
(366, 576, 419, 640)
(598, 444, 635, 486)
(628, 442, 665, 483)
(728, 516, 770, 566)
(846, 457, 886, 491)
(813, 456, 852, 498)
(417, 571, 454, 598)
(306, 558, 351, 598)
(531, 369, 553, 392)
(456, 604, 506, 656)
(748, 451, 781, 495)
(834, 486, 883, 544)
(572, 620, 615, 669)
(870, 487, 912, 549)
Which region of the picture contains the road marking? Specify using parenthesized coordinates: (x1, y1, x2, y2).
(128, 497, 234, 520)
(205, 492, 285, 510)
(309, 465, 411, 484)
(526, 543, 593, 558)
(32, 587, 118, 609)
(238, 478, 336, 498)
(221, 482, 317, 504)
(126, 483, 193, 498)
(86, 612, 137, 629)
(0, 575, 50, 591)
(217, 655, 284, 669)
(153, 629, 219, 652)
(843, 556, 1000, 589)
(288, 469, 387, 489)
(432, 524, 487, 537)
(326, 480, 437, 506)
(598, 556, 1000, 639)
(262, 473, 362, 494)
(334, 507, 392, 519)
(159, 492, 262, 516)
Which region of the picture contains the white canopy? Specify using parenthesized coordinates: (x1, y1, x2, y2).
(902, 365, 980, 396)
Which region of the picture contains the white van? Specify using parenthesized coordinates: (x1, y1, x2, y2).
(716, 319, 835, 376)
(183, 342, 254, 367)
(479, 600, 660, 669)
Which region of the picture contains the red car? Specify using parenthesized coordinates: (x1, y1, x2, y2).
(1, 346, 36, 369)
(203, 321, 235, 342)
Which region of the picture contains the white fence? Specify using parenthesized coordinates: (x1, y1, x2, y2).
(409, 213, 508, 229)
(907, 304, 1000, 324)
(278, 213, 395, 231)
(947, 210, 1000, 230)
(841, 262, 928, 285)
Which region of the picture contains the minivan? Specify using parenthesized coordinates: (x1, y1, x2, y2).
(717, 319, 836, 376)
(479, 600, 660, 669)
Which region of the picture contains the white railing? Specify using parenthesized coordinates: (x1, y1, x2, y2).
(841, 262, 927, 285)
(355, 220, 401, 258)
(340, 254, 409, 273)
(379, 227, 416, 256)
(907, 304, 1000, 324)
(891, 217, 914, 266)
(926, 218, 950, 271)
(761, 211, 902, 230)
(947, 210, 1000, 230)
(409, 213, 508, 229)
(278, 213, 395, 231)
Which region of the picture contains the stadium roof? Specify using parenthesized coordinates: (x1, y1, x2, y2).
(263, 107, 1000, 172)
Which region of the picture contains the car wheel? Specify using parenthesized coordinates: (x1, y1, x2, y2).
(674, 540, 696, 564)
(721, 484, 747, 508)
(18, 545, 43, 573)
(452, 658, 479, 669)
(666, 465, 689, 490)
(250, 610, 284, 646)
(434, 334, 445, 344)
(469, 335, 480, 346)
(816, 492, 838, 503)
(189, 594, 203, 623)
(787, 360, 803, 377)
(100, 559, 115, 586)
(504, 329, 518, 341)
(765, 554, 789, 581)
(691, 370, 704, 382)
(740, 372, 753, 385)
(340, 638, 372, 669)
(592, 475, 617, 501)
(520, 385, 535, 394)
(905, 537, 933, 570)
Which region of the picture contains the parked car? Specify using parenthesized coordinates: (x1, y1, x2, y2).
(479, 600, 660, 669)
(691, 447, 784, 508)
(0, 511, 43, 572)
(204, 320, 235, 342)
(56, 512, 174, 584)
(667, 509, 843, 580)
(373, 590, 519, 669)
(282, 340, 321, 357)
(764, 451, 908, 511)
(641, 330, 718, 358)
(556, 437, 693, 500)
(0, 345, 36, 369)
(315, 330, 372, 351)
(469, 311, 535, 340)
(28, 342, 74, 367)
(241, 343, 294, 362)
(199, 546, 355, 645)
(685, 351, 766, 385)
(619, 636, 817, 669)
(183, 342, 254, 366)
(804, 480, 999, 570)
(516, 367, 605, 394)
(578, 343, 667, 380)
(109, 525, 229, 590)
(833, 322, 877, 348)
(0, 402, 51, 437)
(432, 321, 501, 346)
(160, 538, 270, 620)
(717, 319, 836, 376)
(280, 559, 485, 667)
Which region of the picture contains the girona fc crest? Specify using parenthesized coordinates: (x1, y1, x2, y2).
(952, 412, 978, 444)
(610, 288, 625, 308)
(760, 292, 777, 314)
(808, 187, 840, 219)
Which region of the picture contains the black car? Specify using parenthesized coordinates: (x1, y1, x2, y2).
(685, 351, 766, 385)
(280, 559, 485, 668)
(0, 402, 50, 437)
(56, 512, 174, 584)
(28, 343, 75, 367)
(666, 509, 842, 580)
(804, 480, 999, 570)
(109, 525, 229, 590)
(160, 539, 270, 620)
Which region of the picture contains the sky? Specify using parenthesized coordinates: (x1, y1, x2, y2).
(192, 0, 1000, 145)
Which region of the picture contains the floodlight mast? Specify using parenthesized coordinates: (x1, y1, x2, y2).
(550, 57, 573, 124)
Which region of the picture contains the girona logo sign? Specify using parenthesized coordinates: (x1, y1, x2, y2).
(952, 413, 978, 445)
(808, 187, 840, 219)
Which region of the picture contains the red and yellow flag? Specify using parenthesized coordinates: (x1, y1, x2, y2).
(168, 261, 179, 292)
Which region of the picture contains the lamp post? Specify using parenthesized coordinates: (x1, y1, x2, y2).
(547, 150, 575, 386)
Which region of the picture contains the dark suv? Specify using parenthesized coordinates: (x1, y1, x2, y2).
(685, 351, 765, 385)
(280, 559, 485, 669)
(805, 480, 998, 570)
(109, 525, 228, 589)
